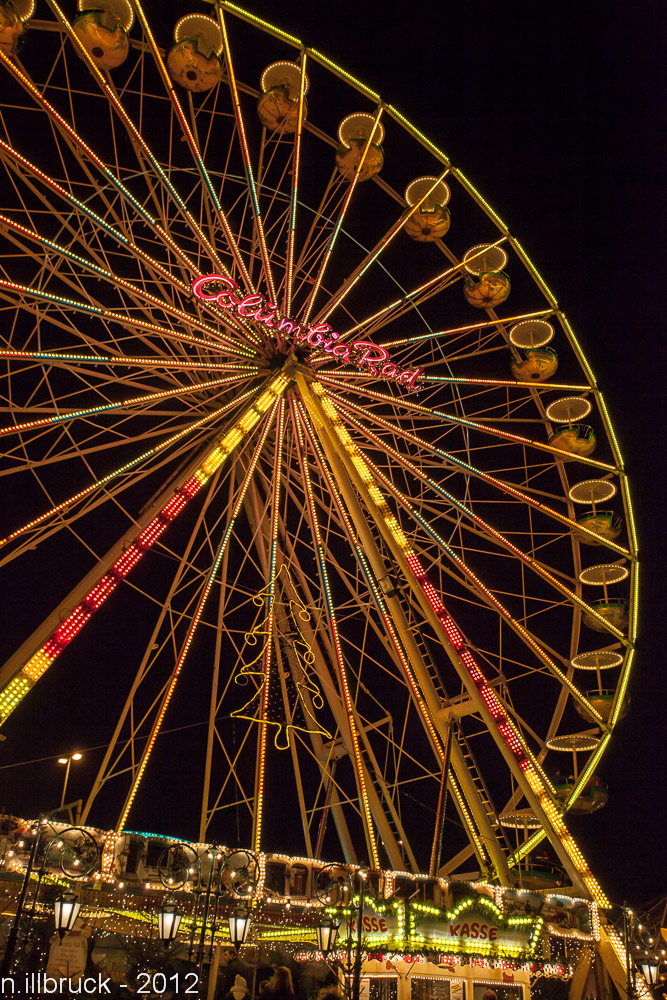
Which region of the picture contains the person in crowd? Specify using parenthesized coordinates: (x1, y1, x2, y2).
(260, 966, 296, 1000)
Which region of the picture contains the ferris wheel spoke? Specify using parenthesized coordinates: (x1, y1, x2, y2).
(336, 237, 508, 342)
(331, 401, 628, 648)
(0, 202, 249, 356)
(131, 1, 254, 292)
(283, 55, 308, 317)
(294, 396, 509, 878)
(379, 309, 555, 349)
(301, 107, 383, 328)
(116, 398, 282, 831)
(0, 348, 255, 374)
(323, 380, 630, 556)
(339, 433, 619, 718)
(0, 279, 248, 360)
(0, 373, 253, 440)
(0, 402, 240, 563)
(214, 7, 277, 299)
(313, 171, 451, 327)
(0, 48, 215, 295)
(43, 0, 231, 277)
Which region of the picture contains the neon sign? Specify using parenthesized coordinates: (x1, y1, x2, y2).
(192, 275, 423, 388)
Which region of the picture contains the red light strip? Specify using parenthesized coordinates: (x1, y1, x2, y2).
(291, 398, 380, 869)
(309, 380, 609, 905)
(117, 402, 280, 831)
(253, 399, 285, 854)
(0, 373, 251, 439)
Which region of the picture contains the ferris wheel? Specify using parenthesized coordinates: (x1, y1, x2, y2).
(0, 0, 636, 909)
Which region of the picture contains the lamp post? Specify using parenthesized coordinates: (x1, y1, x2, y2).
(58, 753, 83, 808)
(351, 871, 366, 1000)
(0, 818, 44, 978)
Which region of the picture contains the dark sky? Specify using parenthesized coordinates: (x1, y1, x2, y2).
(2, 0, 665, 906)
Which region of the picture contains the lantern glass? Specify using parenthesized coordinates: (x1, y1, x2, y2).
(639, 963, 658, 985)
(228, 908, 251, 950)
(157, 901, 182, 943)
(54, 891, 81, 939)
(316, 917, 340, 956)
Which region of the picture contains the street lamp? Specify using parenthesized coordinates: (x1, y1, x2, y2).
(57, 753, 83, 808)
(316, 915, 340, 956)
(157, 898, 182, 944)
(228, 907, 251, 950)
(54, 890, 81, 940)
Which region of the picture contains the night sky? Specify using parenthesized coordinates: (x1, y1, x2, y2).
(1, 0, 665, 906)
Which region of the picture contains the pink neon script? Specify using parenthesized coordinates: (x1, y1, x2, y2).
(191, 275, 422, 389)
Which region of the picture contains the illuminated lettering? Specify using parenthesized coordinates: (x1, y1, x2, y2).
(191, 275, 422, 390)
(352, 341, 390, 374)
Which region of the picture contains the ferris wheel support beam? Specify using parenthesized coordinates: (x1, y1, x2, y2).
(299, 374, 609, 904)
(295, 388, 510, 881)
(298, 395, 507, 879)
